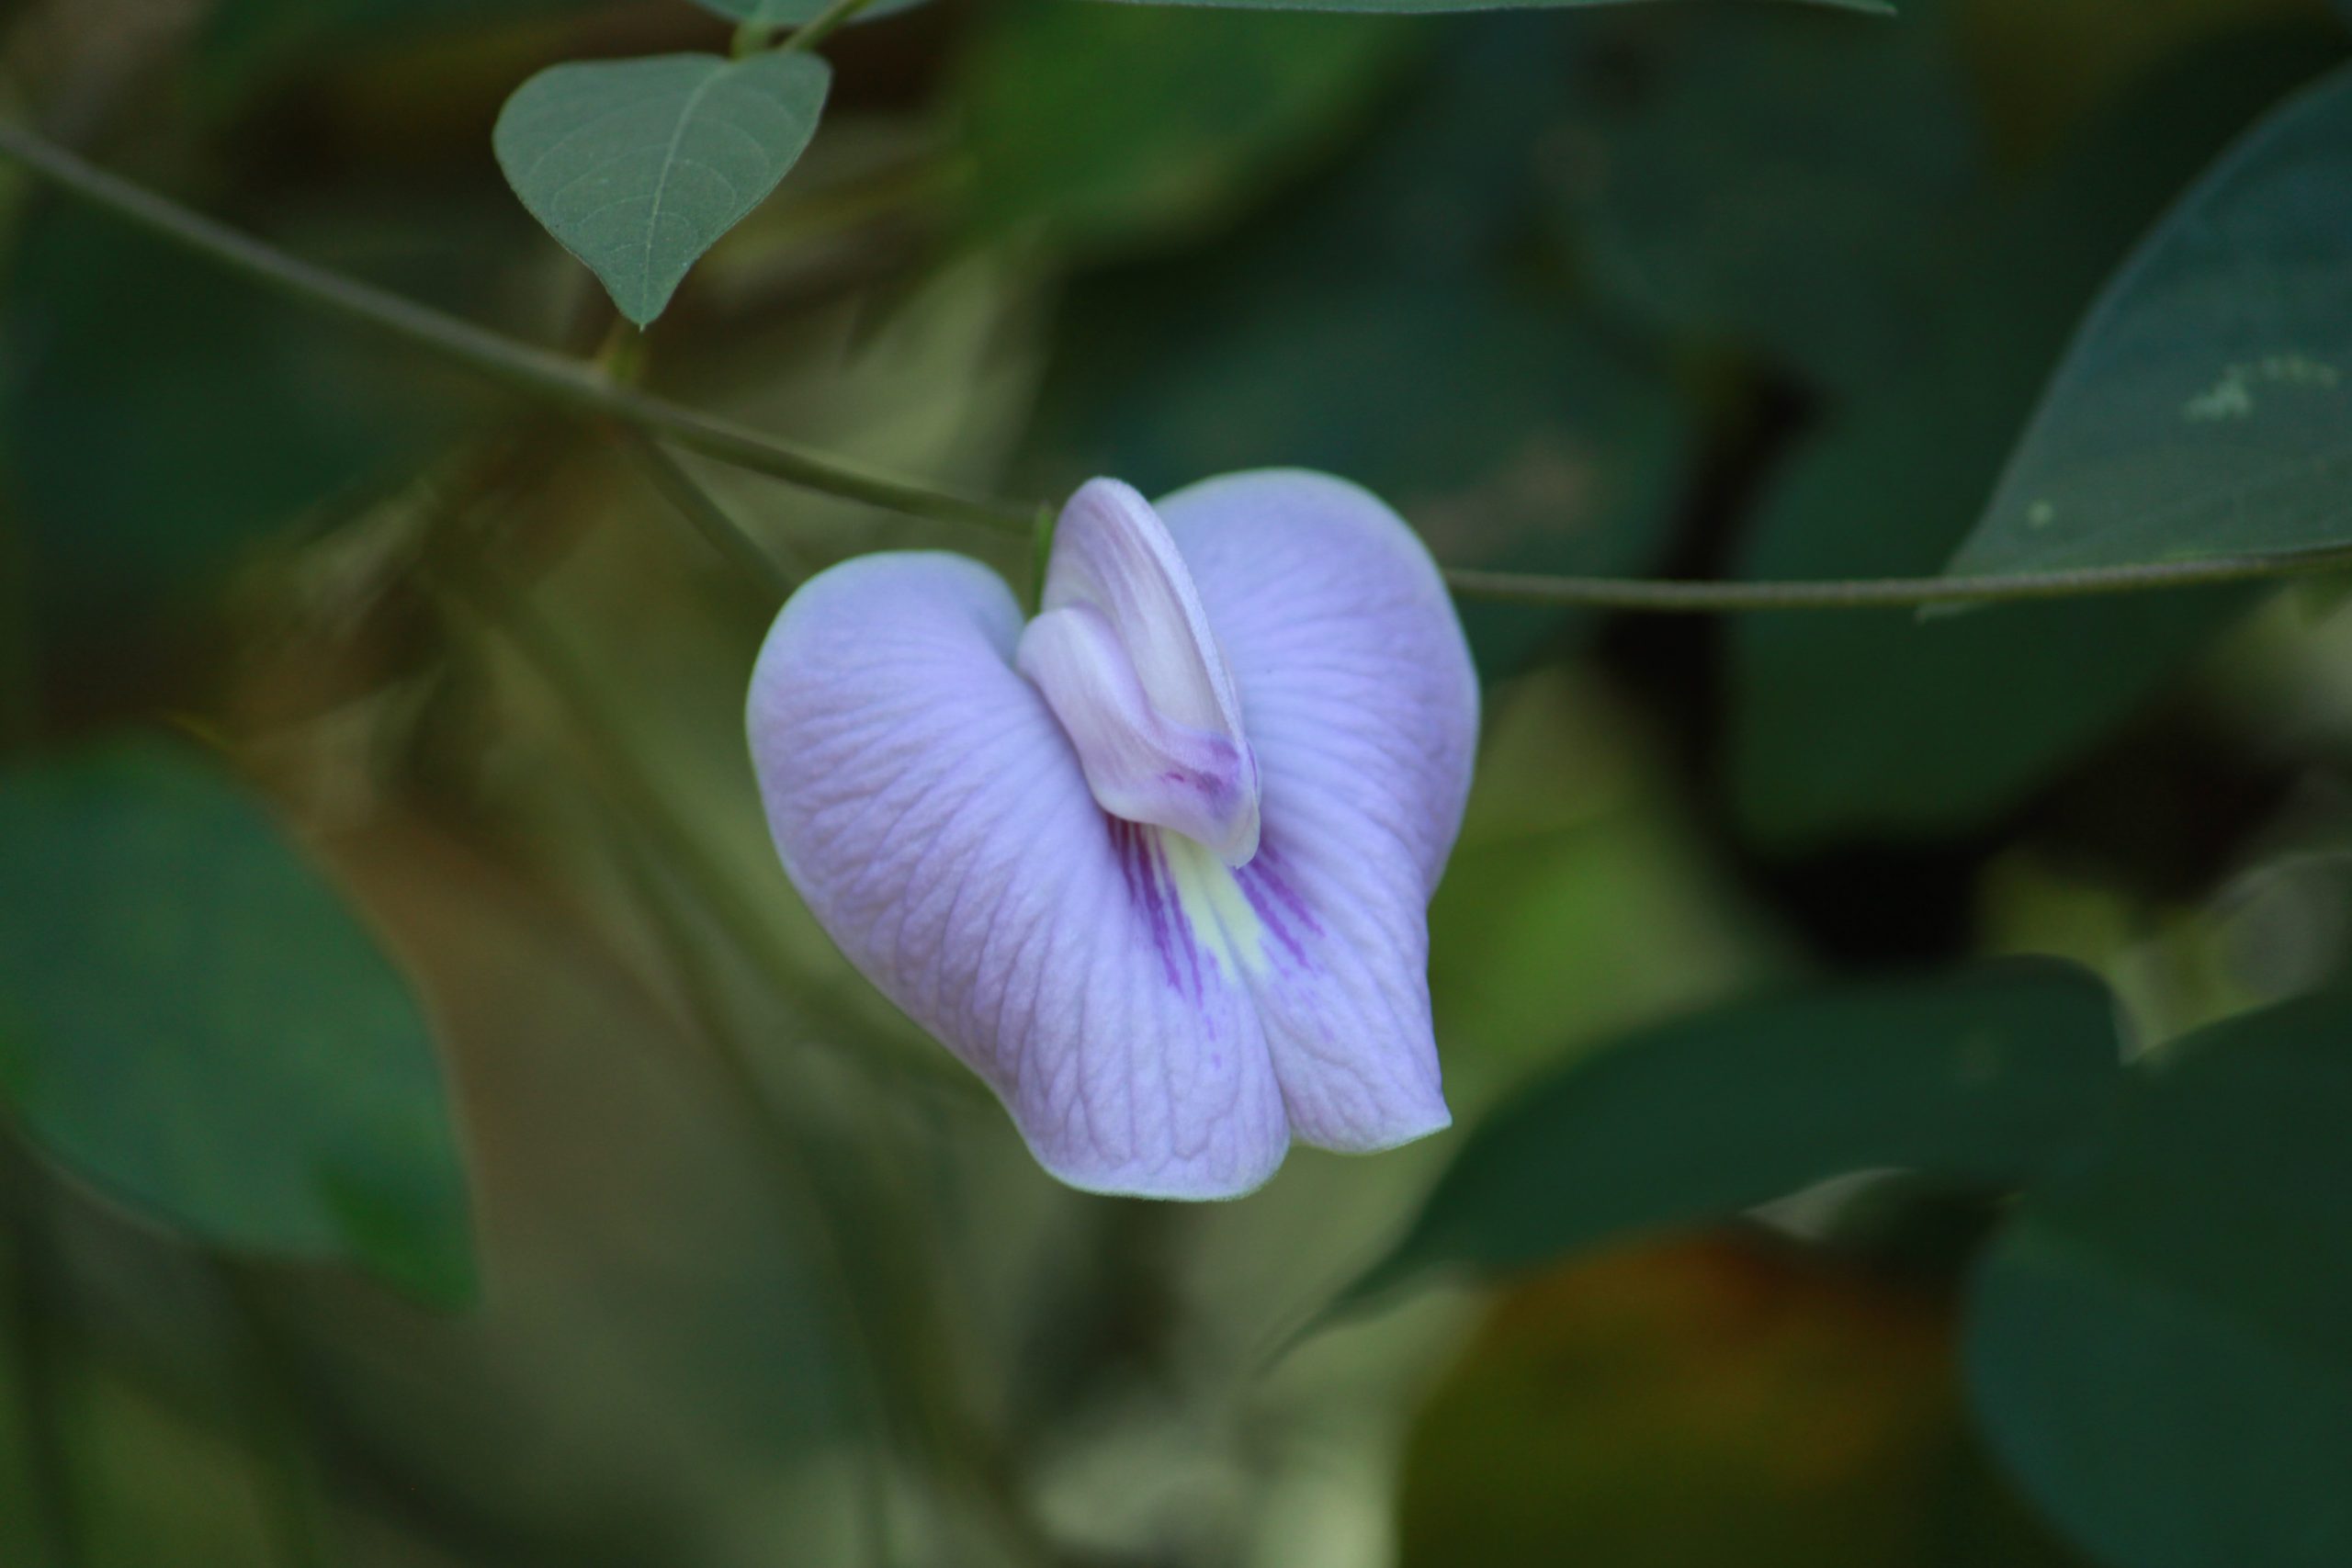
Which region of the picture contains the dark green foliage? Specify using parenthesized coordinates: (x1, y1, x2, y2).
(1951, 64, 2352, 576)
(0, 742, 473, 1304)
(1024, 21, 1695, 675)
(1342, 962, 2120, 1304)
(8, 3, 2352, 1562)
(1543, 0, 1984, 395)
(1727, 23, 2344, 844)
(0, 207, 458, 644)
(1967, 989, 2352, 1568)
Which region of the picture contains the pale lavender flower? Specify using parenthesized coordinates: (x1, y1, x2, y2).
(746, 470, 1479, 1199)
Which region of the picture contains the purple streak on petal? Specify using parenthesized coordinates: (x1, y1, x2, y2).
(747, 551, 1288, 1199)
(1147, 825, 1209, 1003)
(1112, 815, 1190, 998)
(1233, 839, 1312, 967)
(1156, 471, 1479, 1156)
(1018, 604, 1258, 862)
(1240, 837, 1323, 941)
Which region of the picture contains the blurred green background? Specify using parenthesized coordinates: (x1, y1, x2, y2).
(2, 0, 2350, 1563)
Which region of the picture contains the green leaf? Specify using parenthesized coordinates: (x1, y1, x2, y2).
(195, 0, 600, 104)
(0, 205, 462, 646)
(493, 51, 831, 326)
(1965, 988, 2352, 1568)
(1948, 63, 2352, 578)
(688, 0, 924, 23)
(959, 1, 1417, 255)
(1426, 671, 1775, 1072)
(1026, 21, 1695, 674)
(1080, 0, 1892, 14)
(1066, 288, 1690, 675)
(1540, 0, 1983, 394)
(0, 742, 474, 1305)
(1339, 962, 2120, 1309)
(1726, 23, 2341, 846)
(1727, 379, 2248, 844)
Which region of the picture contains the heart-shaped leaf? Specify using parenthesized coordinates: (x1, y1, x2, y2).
(494, 51, 831, 325)
(0, 741, 474, 1305)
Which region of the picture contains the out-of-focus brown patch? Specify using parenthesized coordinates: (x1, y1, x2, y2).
(1397, 1236, 2080, 1568)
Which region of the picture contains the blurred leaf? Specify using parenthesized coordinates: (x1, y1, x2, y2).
(1543, 0, 1984, 393)
(1030, 20, 1695, 673)
(1948, 65, 2352, 578)
(0, 206, 457, 645)
(196, 0, 596, 103)
(1728, 395, 2246, 847)
(1727, 25, 2342, 846)
(960, 2, 1416, 256)
(690, 0, 926, 23)
(245, 818, 879, 1556)
(1081, 0, 1893, 14)
(493, 51, 831, 326)
(1340, 961, 2120, 1309)
(1398, 1241, 2088, 1568)
(1957, 0, 2321, 164)
(61, 1366, 304, 1568)
(0, 1235, 45, 1568)
(1965, 987, 2352, 1568)
(0, 1318, 309, 1568)
(0, 741, 473, 1305)
(1428, 671, 1778, 1072)
(1088, 291, 1688, 675)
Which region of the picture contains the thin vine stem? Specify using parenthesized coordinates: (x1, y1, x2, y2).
(0, 121, 1029, 536)
(728, 0, 884, 59)
(1439, 549, 2352, 612)
(782, 0, 886, 54)
(6, 118, 2350, 613)
(729, 17, 777, 57)
(616, 430, 805, 602)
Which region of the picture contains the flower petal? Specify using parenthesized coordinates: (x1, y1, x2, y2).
(1015, 604, 1259, 863)
(1043, 479, 1260, 855)
(1154, 470, 1480, 1154)
(747, 552, 1290, 1199)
